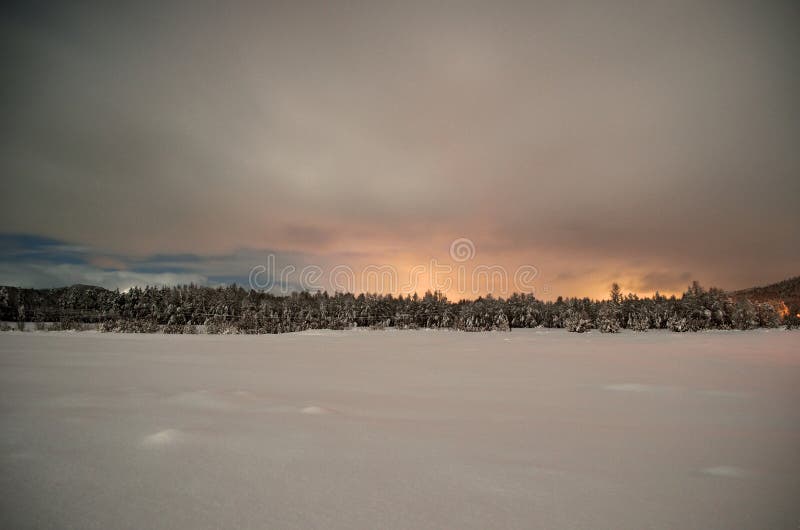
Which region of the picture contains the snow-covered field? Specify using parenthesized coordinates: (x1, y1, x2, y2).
(1, 329, 798, 530)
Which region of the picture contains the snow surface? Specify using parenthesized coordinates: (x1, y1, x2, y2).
(1, 329, 799, 529)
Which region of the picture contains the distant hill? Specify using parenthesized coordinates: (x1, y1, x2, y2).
(0, 284, 114, 322)
(730, 276, 800, 313)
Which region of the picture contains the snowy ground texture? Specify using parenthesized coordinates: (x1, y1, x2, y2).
(1, 329, 799, 530)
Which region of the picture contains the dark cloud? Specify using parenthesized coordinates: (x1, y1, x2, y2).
(0, 234, 88, 265)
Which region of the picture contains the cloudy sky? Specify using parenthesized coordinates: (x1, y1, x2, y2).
(1, 0, 798, 299)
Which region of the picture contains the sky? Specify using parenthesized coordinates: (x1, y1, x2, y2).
(1, 0, 798, 300)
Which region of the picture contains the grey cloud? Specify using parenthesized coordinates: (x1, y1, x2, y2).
(1, 0, 798, 294)
(632, 271, 694, 295)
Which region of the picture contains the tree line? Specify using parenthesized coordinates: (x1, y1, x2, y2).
(1, 281, 797, 334)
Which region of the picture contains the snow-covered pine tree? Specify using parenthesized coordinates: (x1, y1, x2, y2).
(732, 299, 758, 330)
(627, 311, 649, 332)
(755, 303, 780, 328)
(564, 308, 592, 333)
(597, 303, 620, 333)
